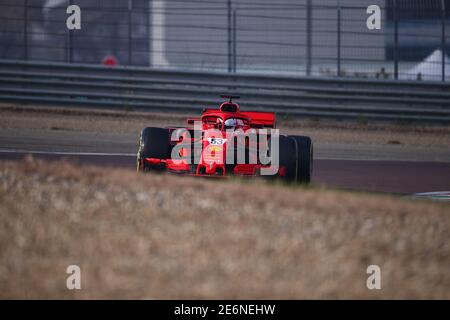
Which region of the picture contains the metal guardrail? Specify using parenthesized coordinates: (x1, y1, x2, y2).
(0, 59, 449, 123)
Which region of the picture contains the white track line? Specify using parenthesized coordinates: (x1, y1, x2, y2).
(0, 149, 392, 161)
(0, 149, 449, 163)
(0, 149, 136, 157)
(410, 191, 450, 201)
(413, 191, 450, 196)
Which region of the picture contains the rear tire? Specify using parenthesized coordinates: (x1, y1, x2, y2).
(137, 127, 170, 172)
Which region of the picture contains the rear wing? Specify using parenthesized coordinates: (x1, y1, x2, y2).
(240, 111, 276, 128)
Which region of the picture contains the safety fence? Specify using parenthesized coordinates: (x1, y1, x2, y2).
(0, 59, 449, 123)
(1, 0, 449, 81)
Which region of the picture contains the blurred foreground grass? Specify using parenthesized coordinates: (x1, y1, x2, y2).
(0, 157, 449, 299)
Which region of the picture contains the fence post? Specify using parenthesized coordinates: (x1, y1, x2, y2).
(233, 9, 237, 72)
(306, 0, 312, 76)
(441, 0, 446, 82)
(337, 6, 341, 77)
(393, 0, 399, 80)
(68, 0, 74, 63)
(128, 0, 133, 66)
(227, 0, 232, 72)
(23, 0, 28, 60)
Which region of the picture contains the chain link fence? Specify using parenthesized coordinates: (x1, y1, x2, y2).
(1, 0, 449, 81)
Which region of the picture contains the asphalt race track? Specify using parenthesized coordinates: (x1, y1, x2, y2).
(0, 122, 449, 195)
(1, 150, 449, 195)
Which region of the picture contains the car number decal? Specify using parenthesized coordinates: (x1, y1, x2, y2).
(207, 138, 227, 145)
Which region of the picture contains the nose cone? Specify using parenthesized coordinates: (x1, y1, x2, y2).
(202, 141, 225, 165)
(198, 137, 227, 175)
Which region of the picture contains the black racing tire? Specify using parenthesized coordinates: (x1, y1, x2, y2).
(137, 127, 170, 172)
(278, 135, 297, 182)
(289, 135, 313, 184)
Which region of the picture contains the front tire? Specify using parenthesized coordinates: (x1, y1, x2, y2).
(278, 135, 313, 183)
(289, 136, 313, 184)
(279, 135, 297, 182)
(137, 127, 170, 172)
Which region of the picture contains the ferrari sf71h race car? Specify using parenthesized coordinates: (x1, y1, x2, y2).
(137, 96, 313, 183)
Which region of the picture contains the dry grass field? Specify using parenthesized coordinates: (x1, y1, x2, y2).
(1, 103, 450, 148)
(0, 157, 449, 299)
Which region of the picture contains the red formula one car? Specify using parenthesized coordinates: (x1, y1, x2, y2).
(137, 96, 313, 183)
